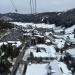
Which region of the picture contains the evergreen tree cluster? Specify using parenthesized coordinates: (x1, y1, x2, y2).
(0, 43, 20, 74)
(0, 21, 14, 30)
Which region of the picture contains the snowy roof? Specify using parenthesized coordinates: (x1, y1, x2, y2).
(66, 48, 75, 58)
(8, 41, 22, 47)
(49, 60, 72, 75)
(32, 51, 50, 58)
(25, 61, 71, 75)
(23, 44, 56, 61)
(26, 63, 48, 75)
(0, 41, 22, 47)
(0, 42, 7, 46)
(31, 44, 56, 58)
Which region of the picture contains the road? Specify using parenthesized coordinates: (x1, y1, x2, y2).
(11, 43, 28, 75)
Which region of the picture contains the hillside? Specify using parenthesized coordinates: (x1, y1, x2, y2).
(0, 8, 75, 27)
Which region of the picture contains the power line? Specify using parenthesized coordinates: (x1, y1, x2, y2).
(32, 0, 35, 14)
(29, 0, 37, 15)
(30, 0, 32, 14)
(34, 0, 36, 15)
(10, 0, 18, 12)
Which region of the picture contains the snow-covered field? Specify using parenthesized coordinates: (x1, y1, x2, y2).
(11, 22, 55, 29)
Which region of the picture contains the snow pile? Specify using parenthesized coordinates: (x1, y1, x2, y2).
(26, 63, 47, 75)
